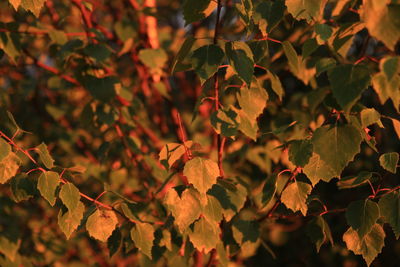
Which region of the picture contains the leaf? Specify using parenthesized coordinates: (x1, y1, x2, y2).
(183, 157, 219, 194)
(86, 209, 118, 242)
(81, 75, 118, 102)
(345, 199, 380, 239)
(189, 217, 221, 253)
(171, 35, 196, 73)
(107, 228, 122, 258)
(379, 152, 399, 173)
(58, 201, 85, 239)
(0, 138, 11, 161)
(211, 107, 239, 138)
(48, 30, 68, 45)
(20, 0, 46, 17)
(312, 124, 362, 176)
(303, 153, 338, 186)
(182, 0, 213, 25)
(37, 171, 60, 206)
(379, 191, 400, 239)
(164, 187, 202, 232)
(316, 58, 336, 76)
(0, 151, 19, 184)
(35, 143, 54, 169)
(8, 0, 21, 10)
(361, 108, 384, 128)
(203, 195, 223, 223)
(130, 222, 154, 259)
(282, 41, 316, 84)
(286, 0, 327, 22)
(191, 44, 225, 84)
(0, 236, 20, 262)
(343, 224, 385, 267)
(302, 38, 319, 58)
(83, 44, 111, 62)
(10, 173, 36, 202)
(225, 42, 254, 86)
(138, 48, 168, 70)
(306, 216, 333, 252)
(372, 56, 400, 111)
(360, 0, 400, 51)
(253, 0, 285, 34)
(208, 183, 247, 222)
(288, 139, 313, 167)
(328, 65, 371, 113)
(315, 24, 333, 43)
(159, 141, 193, 169)
(391, 118, 400, 139)
(59, 183, 81, 211)
(236, 80, 268, 140)
(0, 31, 21, 63)
(267, 70, 284, 101)
(281, 181, 312, 215)
(337, 171, 374, 189)
(262, 174, 277, 207)
(232, 219, 259, 244)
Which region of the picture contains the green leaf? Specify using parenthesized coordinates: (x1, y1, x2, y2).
(312, 124, 362, 176)
(10, 173, 36, 202)
(225, 42, 254, 86)
(0, 31, 21, 63)
(236, 80, 268, 140)
(211, 108, 239, 138)
(267, 70, 284, 101)
(35, 143, 54, 169)
(0, 235, 20, 262)
(48, 30, 68, 45)
(379, 152, 399, 173)
(83, 44, 112, 62)
(182, 0, 213, 25)
(232, 219, 259, 244)
(20, 0, 46, 17)
(107, 228, 122, 258)
(328, 65, 371, 113)
(86, 209, 118, 242)
(0, 138, 11, 161)
(302, 38, 319, 58)
(316, 58, 336, 76)
(81, 75, 118, 102)
(138, 48, 168, 70)
(191, 44, 224, 84)
(253, 0, 285, 33)
(189, 217, 221, 253)
(288, 139, 313, 167)
(372, 56, 400, 111)
(183, 157, 220, 194)
(345, 199, 380, 239)
(59, 183, 81, 211)
(164, 187, 202, 232)
(281, 181, 312, 215)
(58, 201, 85, 239)
(159, 141, 193, 169)
(306, 216, 333, 252)
(337, 171, 374, 189)
(37, 171, 60, 206)
(171, 36, 196, 73)
(286, 0, 327, 22)
(315, 24, 333, 43)
(360, 108, 384, 128)
(282, 41, 315, 84)
(130, 222, 155, 259)
(303, 153, 338, 186)
(343, 224, 385, 267)
(360, 0, 400, 50)
(262, 174, 277, 207)
(0, 152, 19, 183)
(379, 191, 400, 239)
(203, 194, 223, 223)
